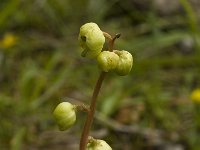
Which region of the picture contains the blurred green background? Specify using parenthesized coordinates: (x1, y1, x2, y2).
(0, 0, 200, 149)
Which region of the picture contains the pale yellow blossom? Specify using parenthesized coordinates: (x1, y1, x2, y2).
(0, 33, 17, 48)
(190, 88, 200, 103)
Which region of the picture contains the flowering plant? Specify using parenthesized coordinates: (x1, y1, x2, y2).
(53, 22, 133, 150)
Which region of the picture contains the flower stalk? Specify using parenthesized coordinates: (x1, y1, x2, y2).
(79, 33, 120, 150)
(53, 22, 133, 150)
(79, 71, 106, 150)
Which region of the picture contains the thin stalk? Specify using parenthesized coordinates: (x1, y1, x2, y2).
(79, 33, 121, 150)
(109, 33, 121, 52)
(103, 32, 121, 52)
(103, 32, 112, 41)
(79, 71, 106, 150)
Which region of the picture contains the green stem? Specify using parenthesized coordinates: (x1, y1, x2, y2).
(79, 71, 106, 150)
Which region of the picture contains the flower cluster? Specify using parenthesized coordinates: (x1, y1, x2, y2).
(78, 22, 133, 76)
(53, 22, 134, 150)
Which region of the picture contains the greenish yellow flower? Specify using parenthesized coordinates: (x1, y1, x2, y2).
(114, 50, 133, 76)
(87, 138, 112, 150)
(53, 102, 76, 131)
(78, 22, 105, 58)
(190, 88, 200, 103)
(0, 33, 17, 48)
(97, 51, 119, 72)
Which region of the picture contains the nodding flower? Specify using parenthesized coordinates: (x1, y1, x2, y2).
(113, 50, 133, 76)
(87, 137, 112, 150)
(78, 22, 105, 58)
(97, 51, 119, 72)
(53, 102, 76, 131)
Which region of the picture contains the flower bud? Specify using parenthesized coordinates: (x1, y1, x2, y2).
(97, 51, 119, 72)
(53, 102, 76, 131)
(87, 138, 112, 150)
(78, 22, 105, 58)
(114, 50, 133, 76)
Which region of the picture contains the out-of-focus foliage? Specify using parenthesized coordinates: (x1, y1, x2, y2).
(0, 0, 200, 149)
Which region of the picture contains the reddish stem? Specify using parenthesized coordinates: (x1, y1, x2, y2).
(79, 33, 121, 150)
(79, 72, 106, 150)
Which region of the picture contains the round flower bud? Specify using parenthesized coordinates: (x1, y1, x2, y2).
(114, 50, 133, 76)
(87, 139, 112, 150)
(97, 51, 119, 72)
(78, 22, 105, 58)
(53, 102, 76, 131)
